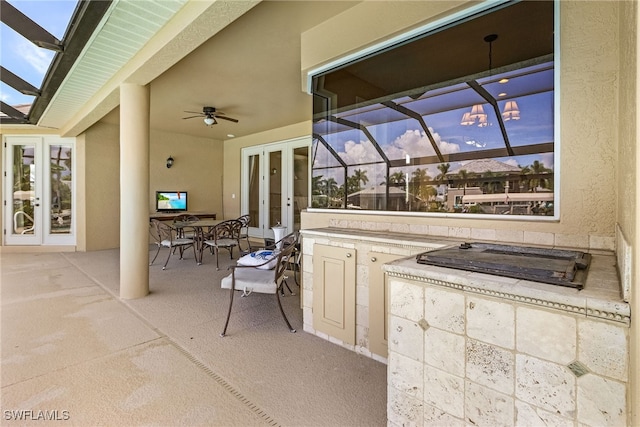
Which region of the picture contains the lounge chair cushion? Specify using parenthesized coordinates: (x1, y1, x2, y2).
(204, 238, 237, 248)
(221, 268, 278, 294)
(161, 238, 195, 247)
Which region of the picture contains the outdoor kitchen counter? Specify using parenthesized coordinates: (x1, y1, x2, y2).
(302, 226, 629, 326)
(381, 245, 629, 426)
(302, 227, 630, 425)
(382, 250, 629, 326)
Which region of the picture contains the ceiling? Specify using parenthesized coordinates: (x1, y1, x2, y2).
(87, 1, 360, 141)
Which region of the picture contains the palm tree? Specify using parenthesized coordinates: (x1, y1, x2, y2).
(437, 163, 450, 183)
(380, 171, 405, 186)
(324, 177, 339, 198)
(410, 168, 432, 201)
(519, 165, 531, 192)
(482, 170, 503, 194)
(352, 169, 369, 191)
(530, 160, 552, 191)
(312, 175, 324, 195)
(457, 169, 469, 194)
(346, 175, 361, 195)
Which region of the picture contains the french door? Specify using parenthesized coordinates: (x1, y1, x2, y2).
(242, 137, 310, 240)
(3, 136, 75, 246)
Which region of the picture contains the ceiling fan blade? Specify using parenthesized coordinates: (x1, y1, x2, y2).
(215, 115, 239, 123)
(183, 110, 204, 115)
(182, 115, 202, 120)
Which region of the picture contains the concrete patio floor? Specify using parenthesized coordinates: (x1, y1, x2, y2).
(1, 247, 387, 426)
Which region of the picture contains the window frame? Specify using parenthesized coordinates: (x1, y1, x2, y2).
(306, 0, 560, 221)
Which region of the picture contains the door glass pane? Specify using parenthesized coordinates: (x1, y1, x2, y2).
(49, 145, 72, 234)
(269, 150, 282, 227)
(293, 146, 309, 231)
(248, 154, 260, 228)
(11, 144, 36, 235)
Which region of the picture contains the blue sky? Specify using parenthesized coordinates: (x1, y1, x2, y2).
(0, 0, 77, 106)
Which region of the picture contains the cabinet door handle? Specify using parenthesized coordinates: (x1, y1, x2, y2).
(371, 257, 377, 262)
(346, 253, 352, 258)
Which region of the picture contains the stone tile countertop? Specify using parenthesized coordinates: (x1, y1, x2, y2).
(383, 253, 629, 326)
(302, 227, 629, 327)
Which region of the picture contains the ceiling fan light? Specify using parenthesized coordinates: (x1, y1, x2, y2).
(502, 100, 521, 121)
(460, 112, 474, 126)
(469, 104, 485, 119)
(204, 115, 216, 126)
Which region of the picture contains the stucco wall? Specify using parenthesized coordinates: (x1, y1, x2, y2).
(83, 122, 120, 250)
(80, 122, 224, 251)
(148, 129, 224, 215)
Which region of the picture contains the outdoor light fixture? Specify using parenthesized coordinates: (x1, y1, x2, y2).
(166, 156, 174, 168)
(460, 111, 474, 126)
(469, 104, 486, 121)
(461, 104, 489, 127)
(204, 115, 216, 126)
(502, 100, 521, 121)
(460, 35, 498, 128)
(484, 33, 498, 74)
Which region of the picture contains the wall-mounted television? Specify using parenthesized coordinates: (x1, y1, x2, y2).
(156, 191, 188, 212)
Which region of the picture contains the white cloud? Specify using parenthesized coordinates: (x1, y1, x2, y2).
(17, 39, 52, 76)
(320, 129, 463, 186)
(385, 129, 461, 161)
(314, 127, 555, 190)
(341, 139, 381, 165)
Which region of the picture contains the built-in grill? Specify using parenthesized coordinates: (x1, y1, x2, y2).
(416, 242, 591, 289)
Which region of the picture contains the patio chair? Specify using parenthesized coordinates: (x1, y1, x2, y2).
(289, 232, 302, 287)
(149, 219, 197, 270)
(262, 232, 298, 295)
(201, 219, 242, 270)
(173, 215, 200, 239)
(220, 233, 298, 337)
(237, 214, 252, 254)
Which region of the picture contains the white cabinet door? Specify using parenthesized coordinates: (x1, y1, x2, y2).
(312, 244, 356, 345)
(368, 252, 405, 358)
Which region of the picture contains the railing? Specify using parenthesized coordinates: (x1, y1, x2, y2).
(13, 211, 35, 234)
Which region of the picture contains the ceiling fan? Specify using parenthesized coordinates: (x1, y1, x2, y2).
(182, 106, 239, 126)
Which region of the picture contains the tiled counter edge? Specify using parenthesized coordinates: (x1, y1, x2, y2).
(382, 255, 629, 427)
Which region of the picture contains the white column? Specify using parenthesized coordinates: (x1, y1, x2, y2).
(119, 83, 150, 299)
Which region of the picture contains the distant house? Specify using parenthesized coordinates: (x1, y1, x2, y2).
(447, 158, 522, 176)
(447, 186, 484, 212)
(446, 158, 537, 194)
(347, 185, 423, 211)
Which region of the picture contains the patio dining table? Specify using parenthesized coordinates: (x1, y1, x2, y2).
(172, 219, 225, 265)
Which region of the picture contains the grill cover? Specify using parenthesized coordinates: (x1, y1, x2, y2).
(416, 242, 591, 289)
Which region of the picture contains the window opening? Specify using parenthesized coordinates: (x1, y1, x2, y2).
(310, 0, 555, 217)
